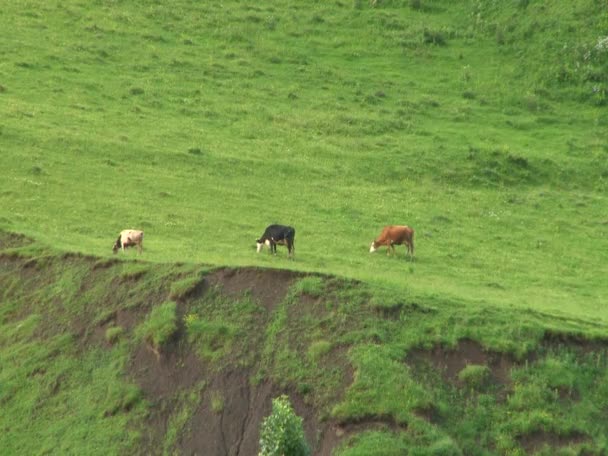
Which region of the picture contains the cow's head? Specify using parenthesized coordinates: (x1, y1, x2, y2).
(256, 238, 271, 253)
(369, 241, 378, 253)
(112, 236, 122, 254)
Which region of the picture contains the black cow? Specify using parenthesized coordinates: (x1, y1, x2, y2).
(256, 224, 295, 257)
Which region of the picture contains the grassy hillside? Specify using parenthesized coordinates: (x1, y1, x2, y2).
(0, 1, 608, 319)
(1, 0, 606, 321)
(1, 0, 608, 454)
(2, 233, 608, 455)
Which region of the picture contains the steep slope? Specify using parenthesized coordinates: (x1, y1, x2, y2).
(2, 232, 608, 455)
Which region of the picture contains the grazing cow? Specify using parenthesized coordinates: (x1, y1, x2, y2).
(256, 224, 295, 257)
(369, 225, 414, 258)
(112, 229, 144, 254)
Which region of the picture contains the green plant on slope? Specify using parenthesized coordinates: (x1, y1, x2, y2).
(136, 301, 177, 350)
(259, 395, 309, 456)
(458, 364, 490, 389)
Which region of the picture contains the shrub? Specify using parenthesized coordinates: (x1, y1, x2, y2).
(169, 275, 204, 300)
(429, 436, 463, 455)
(423, 28, 446, 46)
(410, 0, 421, 11)
(137, 301, 177, 348)
(259, 395, 309, 456)
(458, 364, 490, 388)
(186, 318, 236, 361)
(210, 391, 224, 413)
(105, 326, 124, 344)
(308, 340, 332, 362)
(293, 276, 325, 297)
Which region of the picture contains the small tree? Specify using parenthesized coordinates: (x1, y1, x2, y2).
(259, 395, 310, 456)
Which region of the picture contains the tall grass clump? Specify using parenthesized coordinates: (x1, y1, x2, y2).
(136, 301, 177, 349)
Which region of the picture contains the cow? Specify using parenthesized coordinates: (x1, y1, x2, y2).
(112, 229, 144, 254)
(256, 224, 295, 257)
(369, 225, 414, 258)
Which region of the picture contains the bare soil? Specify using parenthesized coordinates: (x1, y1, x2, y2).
(407, 338, 524, 388)
(517, 430, 589, 454)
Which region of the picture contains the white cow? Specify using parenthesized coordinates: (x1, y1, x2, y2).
(112, 229, 144, 254)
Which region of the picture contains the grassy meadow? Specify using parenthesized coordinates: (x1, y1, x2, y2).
(2, 0, 606, 319)
(1, 0, 608, 454)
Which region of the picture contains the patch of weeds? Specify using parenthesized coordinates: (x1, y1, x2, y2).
(187, 147, 203, 156)
(292, 276, 325, 298)
(457, 364, 490, 389)
(136, 301, 177, 349)
(186, 318, 237, 361)
(507, 154, 529, 168)
(423, 28, 447, 46)
(105, 326, 124, 344)
(163, 385, 205, 453)
(308, 340, 332, 362)
(129, 87, 144, 96)
(210, 390, 224, 413)
(103, 384, 142, 417)
(169, 273, 205, 300)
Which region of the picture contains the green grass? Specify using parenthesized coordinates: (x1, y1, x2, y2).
(2, 236, 608, 454)
(136, 300, 177, 348)
(1, 0, 606, 324)
(2, 0, 608, 454)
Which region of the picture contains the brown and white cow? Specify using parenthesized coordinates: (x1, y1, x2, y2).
(112, 229, 144, 254)
(369, 225, 414, 258)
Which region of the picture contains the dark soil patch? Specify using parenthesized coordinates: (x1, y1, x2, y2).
(542, 330, 608, 356)
(0, 231, 34, 250)
(372, 301, 435, 320)
(407, 339, 525, 388)
(129, 337, 205, 399)
(206, 267, 299, 312)
(129, 335, 207, 453)
(412, 403, 442, 424)
(177, 369, 321, 456)
(518, 430, 588, 454)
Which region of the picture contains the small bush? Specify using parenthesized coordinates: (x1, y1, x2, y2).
(137, 301, 177, 348)
(186, 318, 236, 360)
(507, 154, 529, 168)
(169, 275, 204, 300)
(293, 276, 325, 297)
(423, 28, 446, 46)
(259, 395, 309, 456)
(428, 436, 463, 455)
(458, 364, 490, 388)
(210, 391, 224, 413)
(105, 326, 124, 344)
(308, 340, 332, 362)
